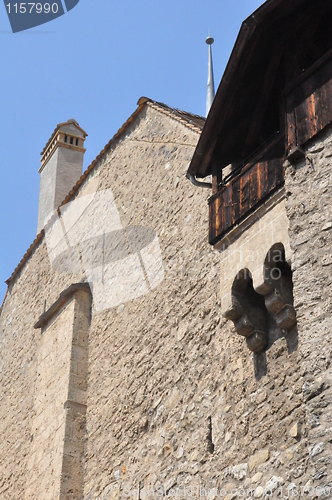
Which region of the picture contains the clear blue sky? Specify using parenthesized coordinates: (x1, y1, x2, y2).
(0, 0, 263, 301)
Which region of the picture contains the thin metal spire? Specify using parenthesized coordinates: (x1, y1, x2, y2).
(206, 33, 215, 117)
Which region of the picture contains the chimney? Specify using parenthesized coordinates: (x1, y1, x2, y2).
(37, 119, 87, 234)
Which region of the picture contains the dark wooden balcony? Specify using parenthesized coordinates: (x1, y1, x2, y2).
(209, 134, 285, 245)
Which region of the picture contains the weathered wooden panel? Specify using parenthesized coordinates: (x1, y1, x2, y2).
(319, 64, 332, 129)
(232, 178, 241, 224)
(209, 201, 215, 244)
(257, 160, 268, 199)
(223, 184, 232, 233)
(320, 66, 331, 128)
(294, 83, 311, 145)
(208, 136, 284, 245)
(215, 193, 222, 242)
(275, 156, 284, 186)
(249, 165, 258, 207)
(286, 56, 332, 150)
(286, 93, 297, 155)
(240, 171, 250, 217)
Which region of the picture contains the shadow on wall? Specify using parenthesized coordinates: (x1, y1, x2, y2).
(44, 189, 164, 312)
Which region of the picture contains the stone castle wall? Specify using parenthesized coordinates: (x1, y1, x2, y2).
(285, 125, 332, 489)
(0, 104, 218, 499)
(84, 126, 332, 498)
(1, 105, 332, 499)
(81, 108, 307, 498)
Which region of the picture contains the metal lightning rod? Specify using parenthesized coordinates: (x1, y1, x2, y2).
(206, 33, 215, 117)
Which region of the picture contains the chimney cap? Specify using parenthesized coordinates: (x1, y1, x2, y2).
(40, 119, 88, 156)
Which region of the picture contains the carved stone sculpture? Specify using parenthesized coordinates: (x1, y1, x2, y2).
(261, 243, 297, 331)
(223, 269, 268, 353)
(223, 243, 296, 354)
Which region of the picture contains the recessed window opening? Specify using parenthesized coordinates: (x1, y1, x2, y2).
(64, 135, 68, 143)
(76, 138, 79, 146)
(70, 136, 74, 145)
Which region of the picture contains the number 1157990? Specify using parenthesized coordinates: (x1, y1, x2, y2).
(6, 3, 59, 14)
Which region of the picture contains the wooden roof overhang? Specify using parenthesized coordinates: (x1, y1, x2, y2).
(188, 0, 332, 179)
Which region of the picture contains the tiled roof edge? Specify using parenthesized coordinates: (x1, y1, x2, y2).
(145, 99, 205, 133)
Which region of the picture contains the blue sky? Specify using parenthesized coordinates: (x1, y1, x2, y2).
(0, 0, 263, 301)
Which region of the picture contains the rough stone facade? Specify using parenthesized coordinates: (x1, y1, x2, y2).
(1, 102, 332, 499)
(0, 103, 219, 499)
(284, 124, 332, 490)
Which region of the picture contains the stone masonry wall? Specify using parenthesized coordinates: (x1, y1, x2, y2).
(2, 103, 332, 500)
(285, 125, 332, 491)
(82, 107, 307, 499)
(0, 104, 215, 499)
(25, 298, 76, 500)
(0, 253, 75, 499)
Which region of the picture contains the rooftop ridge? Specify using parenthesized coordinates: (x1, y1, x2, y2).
(143, 98, 205, 132)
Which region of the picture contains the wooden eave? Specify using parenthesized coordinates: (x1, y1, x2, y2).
(188, 0, 331, 179)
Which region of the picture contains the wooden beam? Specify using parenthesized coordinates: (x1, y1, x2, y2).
(212, 159, 222, 195)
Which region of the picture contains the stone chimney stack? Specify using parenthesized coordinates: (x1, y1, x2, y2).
(37, 119, 87, 234)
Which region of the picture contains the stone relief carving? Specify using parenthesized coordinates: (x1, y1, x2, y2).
(223, 269, 268, 353)
(223, 243, 296, 353)
(261, 243, 297, 331)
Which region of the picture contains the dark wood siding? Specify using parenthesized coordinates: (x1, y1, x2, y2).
(209, 136, 284, 245)
(286, 56, 332, 153)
